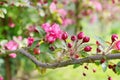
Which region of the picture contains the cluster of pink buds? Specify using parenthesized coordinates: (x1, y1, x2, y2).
(77, 32, 92, 52)
(61, 31, 92, 59)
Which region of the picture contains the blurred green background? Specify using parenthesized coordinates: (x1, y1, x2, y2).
(0, 0, 120, 80)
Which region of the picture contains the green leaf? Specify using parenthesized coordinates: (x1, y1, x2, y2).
(0, 8, 7, 18)
(115, 62, 120, 75)
(48, 0, 53, 6)
(1, 8, 7, 14)
(0, 10, 5, 18)
(31, 40, 40, 49)
(36, 66, 47, 75)
(0, 59, 4, 67)
(36, 26, 45, 37)
(54, 39, 66, 49)
(111, 50, 120, 54)
(79, 51, 89, 57)
(94, 61, 101, 66)
(39, 42, 49, 53)
(73, 64, 81, 68)
(101, 62, 108, 72)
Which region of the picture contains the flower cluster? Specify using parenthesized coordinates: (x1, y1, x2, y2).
(61, 31, 92, 59)
(42, 23, 63, 43)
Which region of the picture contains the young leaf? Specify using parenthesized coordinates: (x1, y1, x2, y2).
(94, 61, 101, 66)
(115, 62, 120, 75)
(40, 68, 47, 74)
(39, 42, 49, 53)
(31, 40, 40, 49)
(36, 26, 45, 37)
(79, 51, 89, 57)
(101, 62, 108, 72)
(111, 50, 120, 54)
(73, 64, 81, 68)
(54, 39, 66, 49)
(36, 66, 47, 75)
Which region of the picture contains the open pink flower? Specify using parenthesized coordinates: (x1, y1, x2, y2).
(46, 34, 56, 43)
(5, 40, 18, 50)
(41, 23, 51, 32)
(41, 23, 63, 43)
(9, 53, 17, 58)
(113, 40, 120, 50)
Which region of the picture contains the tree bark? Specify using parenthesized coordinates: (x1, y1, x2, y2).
(4, 56, 12, 80)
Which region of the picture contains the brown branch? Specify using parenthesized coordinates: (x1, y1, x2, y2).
(18, 49, 120, 69)
(2, 48, 120, 69)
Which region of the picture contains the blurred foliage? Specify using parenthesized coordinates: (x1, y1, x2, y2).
(0, 0, 120, 80)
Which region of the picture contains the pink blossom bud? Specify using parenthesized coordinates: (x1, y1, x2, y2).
(77, 32, 85, 39)
(62, 32, 68, 40)
(67, 43, 72, 48)
(93, 68, 96, 73)
(82, 36, 90, 43)
(71, 35, 77, 41)
(84, 46, 92, 52)
(28, 37, 34, 46)
(108, 76, 112, 80)
(111, 34, 118, 43)
(8, 22, 15, 28)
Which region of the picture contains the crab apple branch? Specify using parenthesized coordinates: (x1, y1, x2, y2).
(4, 48, 120, 69)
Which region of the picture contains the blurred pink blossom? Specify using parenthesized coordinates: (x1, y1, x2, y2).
(58, 9, 67, 18)
(5, 40, 18, 50)
(17, 36, 22, 41)
(90, 15, 97, 24)
(14, 36, 23, 41)
(49, 2, 57, 12)
(62, 18, 74, 27)
(28, 37, 34, 46)
(0, 76, 3, 80)
(8, 18, 15, 28)
(91, 1, 102, 11)
(9, 53, 17, 58)
(27, 25, 36, 32)
(8, 22, 15, 28)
